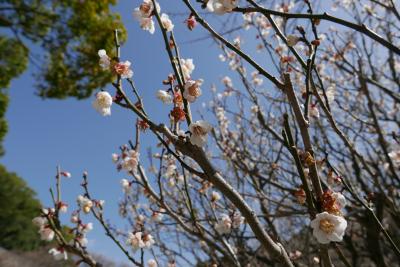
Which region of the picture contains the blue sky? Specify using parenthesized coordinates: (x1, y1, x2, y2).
(0, 0, 236, 264)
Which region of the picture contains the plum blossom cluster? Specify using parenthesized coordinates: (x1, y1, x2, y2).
(33, 210, 71, 261)
(310, 191, 347, 244)
(32, 208, 56, 242)
(207, 0, 238, 15)
(133, 0, 174, 34)
(189, 120, 212, 147)
(98, 49, 133, 79)
(126, 231, 155, 251)
(215, 212, 245, 234)
(112, 147, 140, 174)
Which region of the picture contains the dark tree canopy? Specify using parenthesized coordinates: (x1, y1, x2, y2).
(0, 165, 42, 251)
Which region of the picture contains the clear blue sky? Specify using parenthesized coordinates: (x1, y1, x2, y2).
(0, 0, 238, 264)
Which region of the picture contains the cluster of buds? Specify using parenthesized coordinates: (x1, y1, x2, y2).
(126, 231, 155, 251)
(215, 211, 245, 235)
(113, 146, 140, 174)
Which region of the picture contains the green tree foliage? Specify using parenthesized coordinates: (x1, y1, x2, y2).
(0, 165, 42, 251)
(1, 0, 126, 98)
(0, 36, 28, 155)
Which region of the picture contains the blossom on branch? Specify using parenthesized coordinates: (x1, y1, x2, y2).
(180, 58, 195, 79)
(189, 120, 212, 147)
(215, 214, 232, 234)
(39, 226, 55, 241)
(77, 195, 93, 214)
(133, 0, 160, 18)
(186, 15, 197, 30)
(113, 61, 133, 79)
(139, 17, 156, 34)
(98, 49, 111, 69)
(207, 0, 238, 15)
(49, 247, 68, 261)
(133, 0, 160, 34)
(121, 150, 140, 173)
(126, 231, 155, 251)
(310, 212, 347, 244)
(160, 13, 174, 32)
(93, 91, 113, 116)
(156, 90, 173, 104)
(170, 107, 186, 122)
(148, 259, 158, 267)
(183, 79, 203, 102)
(286, 35, 300, 47)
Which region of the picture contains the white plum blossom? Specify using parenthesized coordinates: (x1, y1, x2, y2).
(142, 233, 155, 248)
(121, 178, 131, 193)
(113, 61, 133, 79)
(180, 58, 195, 79)
(222, 76, 233, 87)
(388, 150, 400, 167)
(310, 105, 320, 118)
(32, 216, 47, 228)
(156, 90, 173, 104)
(332, 192, 347, 209)
(148, 259, 158, 267)
(74, 236, 89, 247)
(310, 212, 347, 244)
(189, 120, 212, 147)
(133, 0, 160, 19)
(326, 85, 336, 104)
(93, 91, 113, 116)
(60, 171, 71, 178)
(126, 231, 155, 250)
(39, 227, 55, 241)
(232, 211, 244, 228)
(139, 17, 155, 34)
(164, 163, 177, 178)
(215, 214, 232, 234)
(71, 214, 79, 224)
(121, 150, 140, 173)
(49, 248, 68, 261)
(112, 153, 119, 163)
(183, 79, 203, 102)
(251, 71, 263, 86)
(98, 49, 110, 69)
(58, 202, 68, 213)
(151, 209, 165, 222)
(250, 105, 259, 114)
(133, 0, 160, 34)
(77, 195, 93, 214)
(286, 35, 300, 47)
(160, 13, 174, 32)
(207, 0, 238, 15)
(79, 222, 93, 233)
(211, 191, 221, 202)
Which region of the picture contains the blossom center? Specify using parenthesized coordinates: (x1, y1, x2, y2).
(188, 83, 200, 96)
(140, 3, 151, 16)
(192, 125, 207, 136)
(319, 218, 335, 234)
